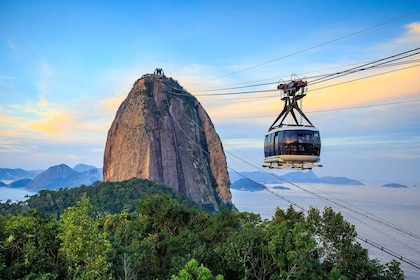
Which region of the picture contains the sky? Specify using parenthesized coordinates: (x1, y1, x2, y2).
(0, 0, 419, 184)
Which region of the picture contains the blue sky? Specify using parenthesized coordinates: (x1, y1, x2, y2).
(0, 1, 419, 184)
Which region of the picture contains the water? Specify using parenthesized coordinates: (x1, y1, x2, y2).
(231, 183, 420, 279)
(0, 187, 35, 202)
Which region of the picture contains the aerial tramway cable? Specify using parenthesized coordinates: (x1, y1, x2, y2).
(224, 148, 420, 270)
(227, 147, 420, 241)
(191, 48, 419, 96)
(192, 11, 419, 86)
(192, 57, 420, 94)
(307, 48, 420, 85)
(160, 55, 420, 269)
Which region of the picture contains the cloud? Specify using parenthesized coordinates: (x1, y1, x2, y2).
(35, 61, 52, 106)
(0, 75, 14, 83)
(0, 111, 21, 138)
(0, 142, 26, 154)
(223, 138, 262, 149)
(322, 131, 420, 159)
(4, 96, 103, 141)
(22, 108, 74, 134)
(7, 39, 17, 50)
(395, 22, 420, 45)
(201, 63, 419, 124)
(99, 94, 126, 115)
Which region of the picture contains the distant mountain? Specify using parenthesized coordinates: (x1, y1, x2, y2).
(318, 176, 363, 185)
(25, 164, 102, 191)
(9, 178, 32, 188)
(229, 171, 363, 185)
(0, 168, 42, 184)
(73, 164, 98, 172)
(383, 183, 408, 188)
(231, 178, 265, 192)
(273, 185, 291, 190)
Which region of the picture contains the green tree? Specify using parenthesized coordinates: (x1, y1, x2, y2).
(171, 258, 224, 280)
(58, 195, 111, 279)
(268, 208, 322, 279)
(381, 259, 404, 280)
(307, 207, 400, 279)
(219, 206, 324, 279)
(112, 194, 205, 280)
(0, 209, 62, 279)
(102, 212, 138, 279)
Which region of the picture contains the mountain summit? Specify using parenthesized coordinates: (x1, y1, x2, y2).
(103, 69, 233, 210)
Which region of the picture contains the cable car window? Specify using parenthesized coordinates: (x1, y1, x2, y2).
(276, 131, 284, 156)
(269, 133, 274, 156)
(274, 132, 278, 155)
(264, 135, 269, 157)
(297, 131, 312, 144)
(284, 131, 297, 144)
(264, 133, 275, 157)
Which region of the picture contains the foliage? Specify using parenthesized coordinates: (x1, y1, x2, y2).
(58, 195, 111, 279)
(0, 178, 201, 218)
(0, 209, 63, 279)
(171, 258, 224, 280)
(0, 184, 406, 279)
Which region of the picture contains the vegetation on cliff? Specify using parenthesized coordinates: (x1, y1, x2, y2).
(0, 178, 404, 279)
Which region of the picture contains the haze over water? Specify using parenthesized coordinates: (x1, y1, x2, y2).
(231, 183, 420, 280)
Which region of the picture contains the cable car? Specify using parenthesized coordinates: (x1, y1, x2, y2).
(263, 76, 322, 169)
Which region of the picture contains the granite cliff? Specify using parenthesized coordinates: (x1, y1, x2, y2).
(103, 70, 233, 210)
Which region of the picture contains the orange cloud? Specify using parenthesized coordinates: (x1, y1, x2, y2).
(99, 94, 126, 114)
(22, 109, 74, 134)
(202, 65, 419, 123)
(305, 66, 419, 111)
(395, 22, 420, 45)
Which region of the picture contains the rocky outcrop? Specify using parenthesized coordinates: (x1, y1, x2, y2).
(103, 71, 233, 210)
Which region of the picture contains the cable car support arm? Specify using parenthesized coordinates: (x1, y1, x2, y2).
(269, 79, 314, 130)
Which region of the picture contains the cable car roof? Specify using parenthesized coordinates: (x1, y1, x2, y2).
(266, 124, 319, 135)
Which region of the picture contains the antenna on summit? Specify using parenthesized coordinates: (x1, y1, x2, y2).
(154, 68, 165, 78)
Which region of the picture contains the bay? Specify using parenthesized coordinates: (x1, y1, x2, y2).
(0, 187, 35, 202)
(231, 183, 420, 280)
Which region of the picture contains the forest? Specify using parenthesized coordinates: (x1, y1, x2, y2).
(0, 178, 404, 279)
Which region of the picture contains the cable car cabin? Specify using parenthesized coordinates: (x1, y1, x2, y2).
(264, 125, 321, 168)
(264, 76, 322, 169)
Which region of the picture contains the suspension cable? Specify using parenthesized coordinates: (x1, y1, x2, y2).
(193, 11, 420, 86)
(160, 77, 420, 269)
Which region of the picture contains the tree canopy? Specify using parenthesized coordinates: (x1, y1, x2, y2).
(0, 178, 404, 279)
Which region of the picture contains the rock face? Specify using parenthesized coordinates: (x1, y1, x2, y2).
(103, 71, 233, 210)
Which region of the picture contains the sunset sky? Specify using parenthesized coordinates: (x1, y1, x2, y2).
(1, 1, 419, 184)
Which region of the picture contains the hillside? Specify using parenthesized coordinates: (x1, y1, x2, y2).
(0, 178, 204, 218)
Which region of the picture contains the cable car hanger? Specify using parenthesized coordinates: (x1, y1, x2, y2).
(269, 74, 313, 130)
